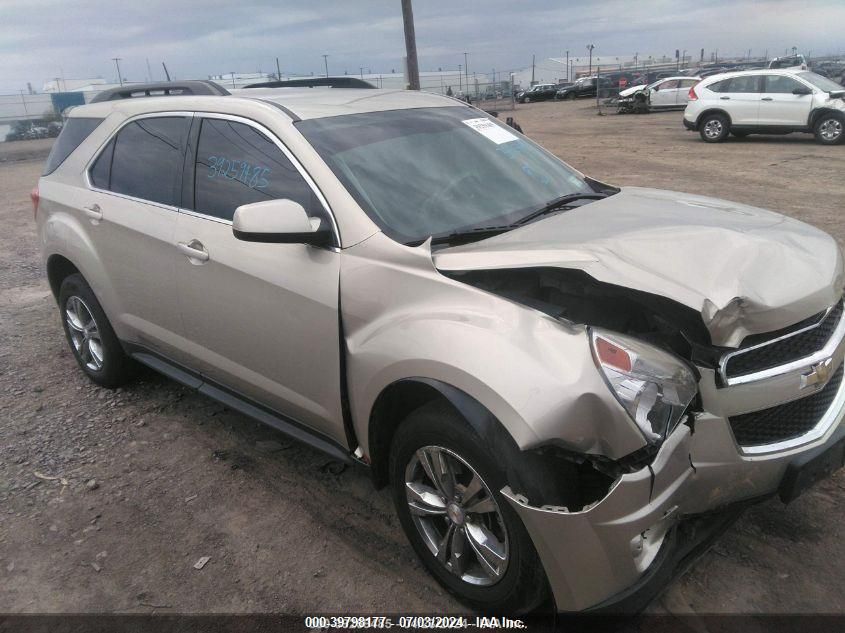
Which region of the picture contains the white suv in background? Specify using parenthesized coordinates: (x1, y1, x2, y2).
(683, 69, 845, 144)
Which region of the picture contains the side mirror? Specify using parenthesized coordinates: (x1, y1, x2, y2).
(793, 86, 812, 95)
(232, 199, 333, 247)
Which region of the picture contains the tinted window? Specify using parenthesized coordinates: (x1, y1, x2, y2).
(726, 75, 761, 93)
(43, 117, 103, 175)
(797, 71, 842, 92)
(109, 117, 189, 206)
(764, 75, 804, 93)
(708, 79, 731, 93)
(89, 139, 114, 189)
(193, 118, 316, 221)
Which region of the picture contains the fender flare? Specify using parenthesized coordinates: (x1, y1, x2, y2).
(695, 108, 732, 128)
(808, 107, 845, 129)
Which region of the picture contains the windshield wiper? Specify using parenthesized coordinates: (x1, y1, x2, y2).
(515, 192, 608, 226)
(430, 225, 515, 246)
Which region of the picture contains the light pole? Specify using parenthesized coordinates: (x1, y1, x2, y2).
(586, 44, 595, 76)
(322, 54, 329, 77)
(111, 57, 123, 86)
(565, 50, 569, 81)
(360, 67, 364, 80)
(458, 64, 462, 92)
(463, 52, 469, 93)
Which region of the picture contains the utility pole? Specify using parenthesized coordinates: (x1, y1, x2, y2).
(112, 57, 123, 86)
(565, 50, 569, 81)
(401, 0, 420, 90)
(146, 58, 153, 82)
(360, 67, 364, 80)
(463, 51, 469, 92)
(458, 64, 463, 91)
(586, 44, 594, 76)
(531, 54, 535, 85)
(322, 54, 329, 77)
(276, 57, 282, 80)
(162, 62, 171, 81)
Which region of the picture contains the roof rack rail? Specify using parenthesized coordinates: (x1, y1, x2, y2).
(90, 80, 230, 103)
(243, 77, 375, 89)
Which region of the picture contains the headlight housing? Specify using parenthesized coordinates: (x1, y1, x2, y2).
(589, 328, 698, 445)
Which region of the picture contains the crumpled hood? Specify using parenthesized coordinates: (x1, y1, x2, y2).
(433, 187, 844, 347)
(618, 84, 647, 98)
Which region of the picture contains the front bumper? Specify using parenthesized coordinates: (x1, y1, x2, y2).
(503, 363, 845, 612)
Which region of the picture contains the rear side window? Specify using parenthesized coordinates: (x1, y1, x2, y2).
(42, 117, 103, 176)
(107, 117, 189, 206)
(192, 118, 317, 221)
(707, 79, 731, 93)
(726, 75, 761, 93)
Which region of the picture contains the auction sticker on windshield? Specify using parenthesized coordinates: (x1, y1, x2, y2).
(461, 118, 518, 144)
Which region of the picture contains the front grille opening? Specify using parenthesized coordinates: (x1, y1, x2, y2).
(724, 301, 843, 380)
(729, 363, 844, 446)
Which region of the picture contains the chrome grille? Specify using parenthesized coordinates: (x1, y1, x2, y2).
(722, 301, 843, 381)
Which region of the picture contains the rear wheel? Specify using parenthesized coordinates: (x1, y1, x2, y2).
(699, 113, 730, 142)
(390, 401, 549, 613)
(59, 273, 135, 388)
(814, 113, 844, 145)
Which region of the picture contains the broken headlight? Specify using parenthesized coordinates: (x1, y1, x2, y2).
(589, 328, 697, 445)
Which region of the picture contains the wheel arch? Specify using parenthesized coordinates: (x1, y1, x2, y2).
(808, 107, 845, 128)
(46, 254, 81, 300)
(695, 108, 733, 128)
(368, 377, 524, 489)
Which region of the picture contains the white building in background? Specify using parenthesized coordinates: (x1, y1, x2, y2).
(42, 78, 108, 93)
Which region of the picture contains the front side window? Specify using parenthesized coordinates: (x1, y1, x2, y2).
(298, 106, 593, 244)
(763, 75, 804, 93)
(104, 117, 190, 206)
(192, 118, 317, 222)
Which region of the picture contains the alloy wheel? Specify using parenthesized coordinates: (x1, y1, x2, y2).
(703, 119, 723, 139)
(819, 118, 842, 142)
(65, 295, 104, 371)
(404, 446, 509, 586)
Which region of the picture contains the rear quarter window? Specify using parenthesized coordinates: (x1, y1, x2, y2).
(42, 117, 103, 176)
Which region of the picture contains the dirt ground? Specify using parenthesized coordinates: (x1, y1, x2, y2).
(1, 103, 845, 616)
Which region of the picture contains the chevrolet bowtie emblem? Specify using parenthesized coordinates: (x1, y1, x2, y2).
(800, 358, 833, 390)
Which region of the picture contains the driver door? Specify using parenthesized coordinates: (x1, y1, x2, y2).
(174, 114, 345, 444)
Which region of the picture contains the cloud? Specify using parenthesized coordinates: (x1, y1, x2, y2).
(0, 0, 842, 91)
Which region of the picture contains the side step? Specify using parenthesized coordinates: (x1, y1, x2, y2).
(131, 351, 353, 464)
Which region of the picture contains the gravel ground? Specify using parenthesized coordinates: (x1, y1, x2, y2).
(1, 102, 844, 615)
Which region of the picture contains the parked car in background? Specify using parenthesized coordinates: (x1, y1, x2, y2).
(768, 54, 808, 71)
(684, 69, 845, 144)
(556, 76, 612, 100)
(516, 84, 558, 103)
(618, 76, 701, 113)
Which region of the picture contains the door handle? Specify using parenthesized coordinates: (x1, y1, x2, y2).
(177, 240, 209, 262)
(761, 97, 773, 101)
(719, 96, 731, 100)
(83, 204, 102, 221)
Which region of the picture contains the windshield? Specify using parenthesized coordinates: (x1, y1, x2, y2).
(798, 71, 844, 92)
(297, 106, 592, 244)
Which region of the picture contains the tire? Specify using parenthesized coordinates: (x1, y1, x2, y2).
(566, 92, 576, 100)
(58, 273, 135, 388)
(731, 131, 750, 138)
(390, 401, 549, 613)
(814, 113, 844, 145)
(699, 113, 730, 142)
(523, 97, 531, 103)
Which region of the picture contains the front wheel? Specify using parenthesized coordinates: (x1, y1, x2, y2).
(523, 96, 531, 103)
(390, 401, 549, 613)
(699, 113, 730, 142)
(814, 113, 844, 145)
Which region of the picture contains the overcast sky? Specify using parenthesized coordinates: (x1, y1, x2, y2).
(2, 0, 844, 92)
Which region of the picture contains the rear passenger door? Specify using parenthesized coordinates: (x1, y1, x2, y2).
(759, 75, 814, 126)
(173, 114, 345, 444)
(85, 115, 191, 360)
(716, 75, 762, 125)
